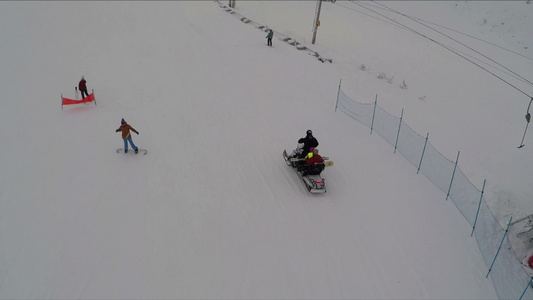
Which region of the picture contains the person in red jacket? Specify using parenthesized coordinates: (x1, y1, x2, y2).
(78, 76, 89, 99)
(115, 118, 139, 153)
(305, 147, 324, 165)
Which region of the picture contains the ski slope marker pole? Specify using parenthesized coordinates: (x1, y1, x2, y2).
(471, 179, 486, 237)
(417, 132, 429, 174)
(393, 109, 403, 154)
(335, 79, 341, 112)
(486, 217, 512, 278)
(519, 277, 533, 300)
(446, 151, 460, 200)
(370, 95, 377, 134)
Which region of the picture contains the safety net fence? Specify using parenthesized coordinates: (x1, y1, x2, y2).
(336, 88, 533, 299)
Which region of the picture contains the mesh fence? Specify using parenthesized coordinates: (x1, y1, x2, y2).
(337, 89, 533, 299)
(396, 122, 426, 170)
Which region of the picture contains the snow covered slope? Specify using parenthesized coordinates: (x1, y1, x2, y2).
(2, 1, 531, 298)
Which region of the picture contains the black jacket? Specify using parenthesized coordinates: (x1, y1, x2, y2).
(298, 135, 319, 158)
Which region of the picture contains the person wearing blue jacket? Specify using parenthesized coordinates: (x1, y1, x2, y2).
(266, 29, 273, 47)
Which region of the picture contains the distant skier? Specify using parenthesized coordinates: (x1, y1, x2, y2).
(78, 76, 89, 99)
(266, 29, 273, 47)
(115, 118, 139, 154)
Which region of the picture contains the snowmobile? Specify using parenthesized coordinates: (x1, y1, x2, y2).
(283, 144, 333, 194)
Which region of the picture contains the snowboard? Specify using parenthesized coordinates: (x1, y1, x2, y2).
(116, 148, 147, 155)
(288, 157, 334, 167)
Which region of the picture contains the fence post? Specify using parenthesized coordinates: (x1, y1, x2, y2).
(471, 179, 486, 236)
(417, 132, 429, 174)
(335, 79, 341, 112)
(394, 109, 404, 153)
(446, 151, 460, 200)
(370, 95, 377, 134)
(486, 217, 512, 278)
(519, 277, 533, 300)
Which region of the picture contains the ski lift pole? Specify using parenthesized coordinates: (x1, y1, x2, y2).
(311, 0, 322, 45)
(518, 98, 532, 148)
(335, 79, 341, 112)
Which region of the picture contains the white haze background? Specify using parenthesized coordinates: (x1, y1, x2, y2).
(1, 1, 532, 298)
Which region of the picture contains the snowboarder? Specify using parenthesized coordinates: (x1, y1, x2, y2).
(266, 29, 273, 47)
(115, 118, 139, 154)
(78, 76, 89, 99)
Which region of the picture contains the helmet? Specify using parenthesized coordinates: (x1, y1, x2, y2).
(306, 129, 312, 135)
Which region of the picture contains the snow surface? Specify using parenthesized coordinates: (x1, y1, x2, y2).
(1, 1, 532, 298)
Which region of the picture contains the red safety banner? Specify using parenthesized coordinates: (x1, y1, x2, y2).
(63, 93, 95, 105)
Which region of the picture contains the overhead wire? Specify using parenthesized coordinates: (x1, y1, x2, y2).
(350, 0, 533, 62)
(410, 18, 533, 62)
(335, 2, 526, 85)
(366, 1, 533, 88)
(338, 0, 532, 99)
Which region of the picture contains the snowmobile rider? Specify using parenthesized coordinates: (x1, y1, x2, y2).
(298, 129, 319, 158)
(305, 148, 324, 165)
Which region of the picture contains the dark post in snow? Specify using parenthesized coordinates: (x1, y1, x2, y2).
(518, 97, 532, 148)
